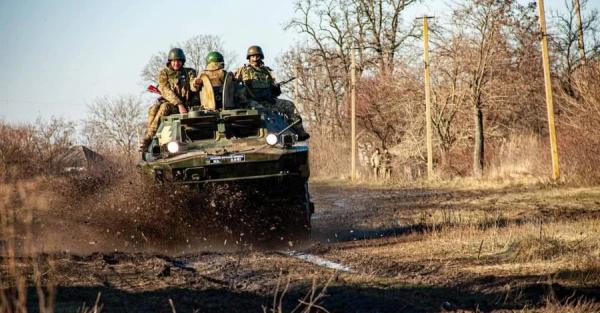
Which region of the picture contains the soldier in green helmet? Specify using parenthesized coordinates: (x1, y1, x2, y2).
(235, 45, 310, 140)
(141, 48, 199, 151)
(193, 51, 240, 109)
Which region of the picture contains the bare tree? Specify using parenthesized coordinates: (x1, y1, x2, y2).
(420, 0, 547, 176)
(141, 52, 168, 85)
(83, 95, 144, 159)
(278, 46, 348, 137)
(284, 0, 419, 138)
(34, 117, 77, 166)
(282, 0, 565, 180)
(357, 71, 423, 148)
(141, 35, 238, 84)
(0, 117, 76, 179)
(285, 1, 353, 137)
(430, 34, 469, 165)
(552, 0, 600, 94)
(354, 0, 419, 75)
(448, 0, 516, 176)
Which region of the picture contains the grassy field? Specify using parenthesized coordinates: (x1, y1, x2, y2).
(1, 177, 599, 312)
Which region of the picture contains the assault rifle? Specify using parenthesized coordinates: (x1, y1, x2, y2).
(276, 77, 296, 87)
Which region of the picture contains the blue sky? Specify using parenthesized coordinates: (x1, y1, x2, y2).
(0, 0, 597, 122)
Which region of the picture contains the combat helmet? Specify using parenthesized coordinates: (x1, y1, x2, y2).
(246, 45, 264, 59)
(206, 51, 224, 64)
(167, 48, 186, 65)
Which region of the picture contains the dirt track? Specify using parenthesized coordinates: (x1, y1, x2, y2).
(6, 180, 600, 312)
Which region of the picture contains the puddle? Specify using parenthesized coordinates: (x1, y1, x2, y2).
(281, 250, 354, 273)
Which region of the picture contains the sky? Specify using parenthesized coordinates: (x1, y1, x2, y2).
(0, 0, 597, 123)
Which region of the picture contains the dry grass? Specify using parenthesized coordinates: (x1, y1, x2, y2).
(485, 134, 549, 180)
(415, 217, 598, 265)
(331, 209, 600, 287)
(263, 273, 333, 313)
(308, 134, 351, 180)
(520, 295, 600, 312)
(76, 292, 103, 313)
(0, 181, 56, 313)
(0, 119, 76, 182)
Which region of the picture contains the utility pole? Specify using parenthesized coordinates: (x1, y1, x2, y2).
(573, 0, 586, 65)
(418, 16, 435, 180)
(351, 43, 357, 182)
(537, 0, 561, 180)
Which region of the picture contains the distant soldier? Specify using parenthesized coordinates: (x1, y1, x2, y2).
(370, 148, 381, 179)
(193, 51, 238, 109)
(140, 48, 198, 151)
(381, 148, 392, 179)
(235, 45, 310, 140)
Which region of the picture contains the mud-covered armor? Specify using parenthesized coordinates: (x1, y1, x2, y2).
(138, 101, 313, 242)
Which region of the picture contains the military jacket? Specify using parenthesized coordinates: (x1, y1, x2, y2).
(382, 152, 392, 166)
(158, 67, 198, 107)
(193, 62, 229, 105)
(370, 152, 381, 167)
(235, 64, 279, 102)
(201, 62, 227, 87)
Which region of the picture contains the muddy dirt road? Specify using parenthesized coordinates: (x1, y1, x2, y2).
(7, 181, 600, 312)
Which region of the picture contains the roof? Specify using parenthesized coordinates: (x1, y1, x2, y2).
(56, 145, 104, 170)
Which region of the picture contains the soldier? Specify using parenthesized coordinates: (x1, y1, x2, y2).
(193, 51, 227, 109)
(370, 148, 381, 179)
(235, 45, 310, 140)
(381, 148, 392, 179)
(193, 51, 242, 109)
(140, 48, 199, 151)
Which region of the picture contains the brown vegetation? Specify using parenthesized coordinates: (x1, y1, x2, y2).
(280, 0, 600, 184)
(0, 118, 75, 182)
(2, 0, 600, 312)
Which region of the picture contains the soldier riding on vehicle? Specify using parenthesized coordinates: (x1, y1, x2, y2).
(139, 47, 314, 242)
(193, 51, 243, 110)
(140, 48, 199, 151)
(235, 45, 310, 140)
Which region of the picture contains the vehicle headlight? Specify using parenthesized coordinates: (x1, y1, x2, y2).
(265, 133, 278, 146)
(166, 141, 180, 154)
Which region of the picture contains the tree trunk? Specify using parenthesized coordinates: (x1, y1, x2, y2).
(473, 104, 484, 176)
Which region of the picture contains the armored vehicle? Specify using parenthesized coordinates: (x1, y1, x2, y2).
(138, 76, 312, 240)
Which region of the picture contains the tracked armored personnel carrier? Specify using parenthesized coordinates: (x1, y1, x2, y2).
(138, 75, 312, 239)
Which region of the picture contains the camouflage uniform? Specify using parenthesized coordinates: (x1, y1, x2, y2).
(144, 66, 198, 140)
(370, 149, 381, 179)
(235, 64, 280, 102)
(236, 45, 309, 140)
(193, 62, 233, 108)
(235, 64, 298, 119)
(381, 149, 392, 179)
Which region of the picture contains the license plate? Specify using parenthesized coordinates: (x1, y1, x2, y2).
(207, 154, 245, 164)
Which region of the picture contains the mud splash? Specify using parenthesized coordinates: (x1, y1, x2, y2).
(32, 167, 307, 255)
